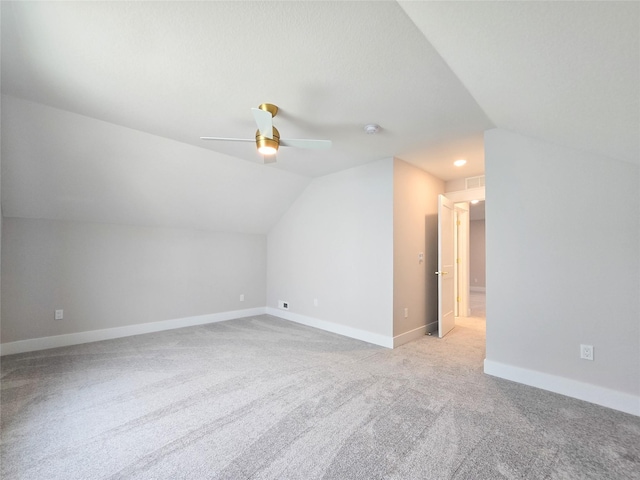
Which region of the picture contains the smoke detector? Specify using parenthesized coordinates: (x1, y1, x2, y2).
(364, 124, 380, 135)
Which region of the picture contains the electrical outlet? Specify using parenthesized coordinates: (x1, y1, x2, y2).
(404, 308, 409, 318)
(278, 300, 289, 310)
(580, 344, 594, 361)
(54, 309, 64, 320)
(313, 298, 318, 307)
(240, 294, 244, 302)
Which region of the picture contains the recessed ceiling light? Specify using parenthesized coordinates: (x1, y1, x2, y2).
(454, 159, 467, 167)
(471, 199, 479, 205)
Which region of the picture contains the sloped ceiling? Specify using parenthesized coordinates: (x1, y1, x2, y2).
(2, 1, 638, 233)
(2, 95, 310, 233)
(399, 1, 640, 166)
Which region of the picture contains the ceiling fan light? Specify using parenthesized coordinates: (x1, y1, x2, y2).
(258, 144, 278, 155)
(256, 127, 280, 156)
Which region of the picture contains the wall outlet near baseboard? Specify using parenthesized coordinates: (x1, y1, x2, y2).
(580, 344, 594, 361)
(54, 309, 64, 320)
(313, 298, 318, 307)
(404, 308, 409, 318)
(240, 294, 244, 302)
(278, 300, 290, 310)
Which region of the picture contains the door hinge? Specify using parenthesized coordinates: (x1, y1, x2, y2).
(456, 296, 460, 302)
(456, 258, 460, 264)
(457, 220, 461, 226)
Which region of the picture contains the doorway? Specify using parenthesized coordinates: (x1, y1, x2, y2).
(468, 200, 486, 317)
(443, 186, 485, 324)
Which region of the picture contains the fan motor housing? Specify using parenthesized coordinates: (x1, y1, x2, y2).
(256, 126, 280, 154)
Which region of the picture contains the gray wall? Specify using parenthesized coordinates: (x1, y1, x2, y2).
(485, 128, 639, 400)
(1, 218, 266, 343)
(445, 177, 466, 192)
(393, 158, 444, 336)
(469, 219, 486, 289)
(267, 159, 394, 338)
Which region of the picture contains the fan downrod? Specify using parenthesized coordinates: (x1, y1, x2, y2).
(258, 103, 278, 117)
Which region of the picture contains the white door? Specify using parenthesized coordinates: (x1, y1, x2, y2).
(437, 194, 456, 338)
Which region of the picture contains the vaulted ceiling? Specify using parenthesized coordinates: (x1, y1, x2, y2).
(2, 1, 638, 233)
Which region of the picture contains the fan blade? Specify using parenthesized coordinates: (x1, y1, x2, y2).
(251, 107, 273, 139)
(280, 138, 332, 149)
(200, 137, 254, 142)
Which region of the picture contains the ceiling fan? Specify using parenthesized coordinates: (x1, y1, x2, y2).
(201, 103, 331, 163)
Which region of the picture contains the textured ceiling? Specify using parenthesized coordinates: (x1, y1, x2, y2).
(399, 1, 640, 165)
(2, 1, 638, 232)
(1, 1, 491, 179)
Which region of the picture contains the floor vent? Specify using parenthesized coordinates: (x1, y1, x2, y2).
(465, 175, 485, 189)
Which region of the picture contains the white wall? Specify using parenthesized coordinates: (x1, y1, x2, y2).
(484, 128, 640, 415)
(393, 158, 444, 341)
(1, 218, 266, 346)
(267, 158, 394, 346)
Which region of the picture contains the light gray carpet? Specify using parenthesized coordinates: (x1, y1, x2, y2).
(2, 315, 639, 479)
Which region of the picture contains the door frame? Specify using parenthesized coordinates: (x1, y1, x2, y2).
(454, 203, 470, 317)
(445, 186, 485, 320)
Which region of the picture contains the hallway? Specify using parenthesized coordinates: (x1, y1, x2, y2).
(469, 290, 486, 318)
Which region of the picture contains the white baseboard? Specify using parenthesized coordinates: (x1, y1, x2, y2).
(393, 325, 427, 348)
(0, 307, 267, 356)
(470, 286, 486, 292)
(484, 359, 640, 417)
(265, 307, 393, 349)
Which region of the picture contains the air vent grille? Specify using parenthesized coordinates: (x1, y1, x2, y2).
(465, 175, 485, 189)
